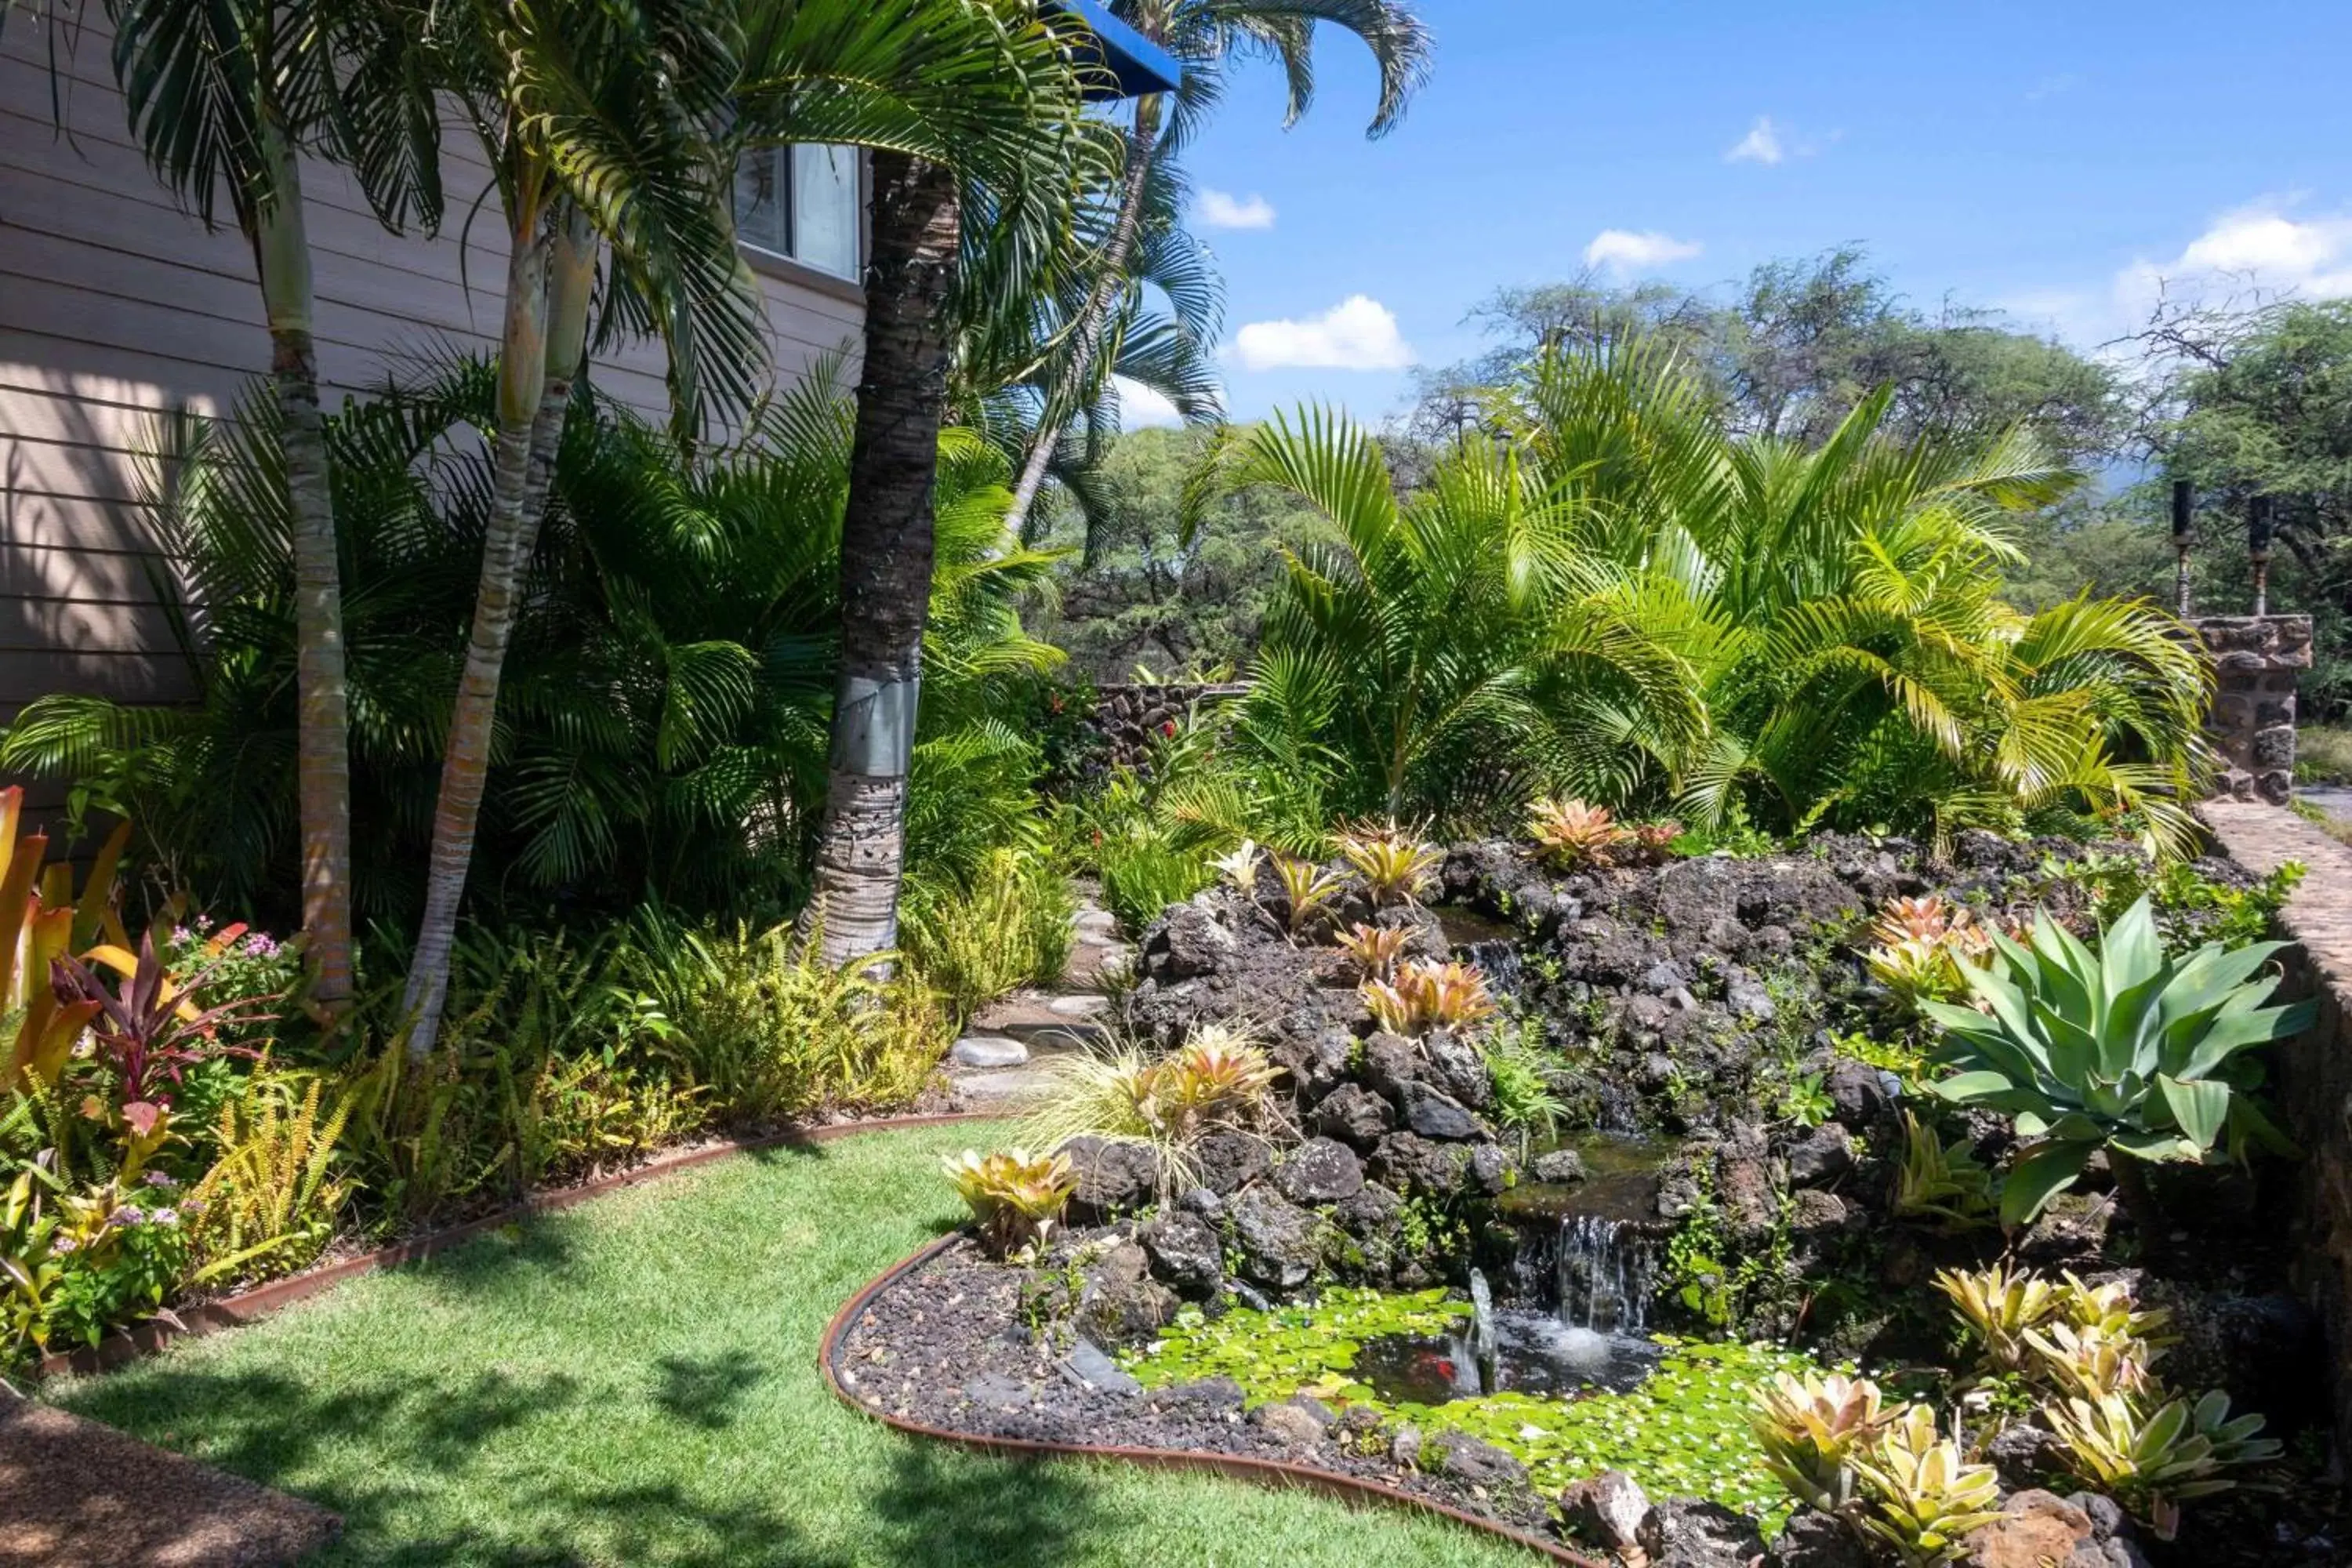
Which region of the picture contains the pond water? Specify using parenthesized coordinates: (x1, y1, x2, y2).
(1353, 1308, 1664, 1405)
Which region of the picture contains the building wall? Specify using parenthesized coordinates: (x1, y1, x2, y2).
(0, 21, 864, 764)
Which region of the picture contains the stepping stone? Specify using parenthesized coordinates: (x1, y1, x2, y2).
(0, 1394, 339, 1567)
(949, 1036, 1028, 1069)
(1046, 993, 1106, 1018)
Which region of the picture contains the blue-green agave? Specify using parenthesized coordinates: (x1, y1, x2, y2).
(1921, 895, 2314, 1228)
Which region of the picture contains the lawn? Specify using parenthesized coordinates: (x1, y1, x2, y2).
(44, 1121, 1536, 1567)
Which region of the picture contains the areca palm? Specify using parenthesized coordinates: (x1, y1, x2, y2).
(17, 0, 444, 1009)
(999, 0, 1432, 540)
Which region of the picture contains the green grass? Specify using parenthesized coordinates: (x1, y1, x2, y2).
(42, 1122, 1536, 1567)
(2296, 723, 2352, 786)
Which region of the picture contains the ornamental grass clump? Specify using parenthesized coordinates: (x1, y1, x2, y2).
(1360, 959, 1495, 1036)
(1022, 1025, 1283, 1191)
(1920, 895, 2313, 1234)
(942, 1148, 1077, 1257)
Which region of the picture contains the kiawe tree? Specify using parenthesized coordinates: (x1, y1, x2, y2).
(15, 0, 444, 1012)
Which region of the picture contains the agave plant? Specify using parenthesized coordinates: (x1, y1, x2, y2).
(942, 1148, 1079, 1257)
(1852, 1406, 2006, 1566)
(1750, 1370, 1893, 1515)
(2042, 1389, 2280, 1540)
(1335, 823, 1443, 907)
(1336, 922, 1414, 979)
(1527, 797, 1631, 870)
(1269, 853, 1348, 938)
(1936, 1262, 2063, 1376)
(1361, 960, 1497, 1036)
(1921, 895, 2314, 1232)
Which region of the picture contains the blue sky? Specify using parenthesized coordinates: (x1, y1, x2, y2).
(1124, 0, 2352, 426)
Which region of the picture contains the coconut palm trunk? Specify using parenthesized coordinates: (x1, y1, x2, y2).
(401, 204, 597, 1056)
(1002, 95, 1162, 541)
(252, 118, 356, 1014)
(808, 151, 963, 964)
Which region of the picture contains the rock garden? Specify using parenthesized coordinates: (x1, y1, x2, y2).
(854, 814, 2343, 1567)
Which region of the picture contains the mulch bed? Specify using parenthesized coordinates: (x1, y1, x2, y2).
(827, 1232, 1584, 1562)
(0, 1392, 338, 1568)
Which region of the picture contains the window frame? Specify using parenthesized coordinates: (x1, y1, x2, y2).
(733, 143, 868, 302)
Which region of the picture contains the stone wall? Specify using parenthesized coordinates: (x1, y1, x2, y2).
(1087, 683, 1250, 771)
(2191, 615, 2312, 804)
(2200, 799, 2352, 1460)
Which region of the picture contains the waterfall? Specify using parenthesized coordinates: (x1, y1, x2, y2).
(1554, 1214, 1654, 1334)
(1467, 1269, 1498, 1395)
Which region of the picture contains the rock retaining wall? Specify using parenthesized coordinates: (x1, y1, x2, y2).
(1087, 682, 1250, 771)
(2191, 615, 2312, 804)
(2199, 798, 2352, 1461)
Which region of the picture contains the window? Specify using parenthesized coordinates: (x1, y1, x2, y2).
(732, 145, 861, 282)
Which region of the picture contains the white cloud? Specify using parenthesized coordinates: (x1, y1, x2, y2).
(1229, 295, 1414, 372)
(1197, 189, 1276, 230)
(2106, 198, 2352, 337)
(1583, 229, 1704, 274)
(1726, 117, 1784, 165)
(1115, 376, 1185, 430)
(2025, 71, 2082, 103)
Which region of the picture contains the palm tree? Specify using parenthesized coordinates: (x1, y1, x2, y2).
(395, 0, 769, 1056)
(24, 0, 444, 1011)
(776, 3, 1094, 964)
(998, 0, 1432, 541)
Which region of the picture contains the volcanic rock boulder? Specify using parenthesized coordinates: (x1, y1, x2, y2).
(1138, 1210, 1224, 1300)
(1226, 1186, 1323, 1290)
(1312, 1083, 1395, 1149)
(1063, 1136, 1158, 1223)
(1273, 1138, 1366, 1205)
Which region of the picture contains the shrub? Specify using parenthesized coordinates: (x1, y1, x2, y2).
(902, 846, 1077, 1020)
(1096, 827, 1216, 933)
(1921, 895, 2312, 1231)
(184, 1068, 351, 1285)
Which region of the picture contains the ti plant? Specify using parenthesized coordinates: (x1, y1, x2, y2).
(1335, 822, 1443, 907)
(51, 927, 276, 1112)
(1749, 1370, 1893, 1514)
(1891, 1111, 1996, 1232)
(0, 784, 133, 1090)
(942, 1147, 1079, 1258)
(1920, 895, 2314, 1233)
(1851, 1406, 2005, 1566)
(1336, 922, 1414, 979)
(2042, 1389, 2280, 1541)
(1526, 797, 1631, 870)
(1269, 853, 1348, 938)
(1936, 1262, 2062, 1377)
(1361, 960, 1497, 1036)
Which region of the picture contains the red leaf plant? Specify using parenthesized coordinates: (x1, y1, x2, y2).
(49, 927, 278, 1108)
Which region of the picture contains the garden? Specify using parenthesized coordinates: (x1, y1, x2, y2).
(6, 1, 2352, 1565)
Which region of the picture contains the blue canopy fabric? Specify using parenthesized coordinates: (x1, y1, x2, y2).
(1042, 0, 1182, 100)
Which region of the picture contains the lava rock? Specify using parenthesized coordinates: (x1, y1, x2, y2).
(1715, 1151, 1778, 1244)
(1787, 1189, 1849, 1239)
(1531, 1149, 1587, 1184)
(960, 1372, 1035, 1410)
(1559, 1470, 1650, 1553)
(1142, 901, 1237, 980)
(1766, 1508, 1875, 1568)
(1194, 1129, 1272, 1196)
(1269, 1025, 1352, 1100)
(1139, 1210, 1224, 1300)
(1962, 1490, 2092, 1568)
(1227, 1185, 1323, 1290)
(1275, 1138, 1367, 1206)
(1824, 1060, 1892, 1129)
(1312, 1083, 1396, 1149)
(1425, 1430, 1526, 1487)
(1063, 1136, 1158, 1221)
(1149, 1375, 1246, 1413)
(1058, 1339, 1142, 1396)
(1075, 1241, 1178, 1348)
(1176, 1185, 1225, 1222)
(1468, 1142, 1516, 1196)
(1400, 1083, 1484, 1141)
(1786, 1123, 1855, 1187)
(1388, 1423, 1423, 1468)
(1639, 1497, 1769, 1568)
(1984, 1421, 2060, 1492)
(1724, 979, 1777, 1022)
(1361, 1033, 1422, 1102)
(1251, 1400, 1325, 1448)
(1423, 1029, 1494, 1109)
(1333, 1179, 1403, 1238)
(1370, 1132, 1472, 1198)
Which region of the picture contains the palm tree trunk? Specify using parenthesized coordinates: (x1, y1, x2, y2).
(808, 151, 961, 965)
(252, 119, 354, 1014)
(1003, 96, 1163, 543)
(399, 201, 597, 1057)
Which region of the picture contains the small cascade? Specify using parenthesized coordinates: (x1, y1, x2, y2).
(1554, 1214, 1655, 1335)
(1460, 938, 1524, 1000)
(1467, 1269, 1499, 1395)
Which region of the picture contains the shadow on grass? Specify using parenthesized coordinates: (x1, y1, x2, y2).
(655, 1349, 769, 1431)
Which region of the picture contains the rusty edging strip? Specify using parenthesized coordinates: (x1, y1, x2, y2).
(818, 1236, 1607, 1568)
(38, 1111, 992, 1379)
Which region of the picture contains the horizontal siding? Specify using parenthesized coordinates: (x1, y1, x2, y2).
(0, 18, 864, 734)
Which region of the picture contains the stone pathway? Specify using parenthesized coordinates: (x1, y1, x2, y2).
(0, 1389, 338, 1566)
(943, 898, 1127, 1112)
